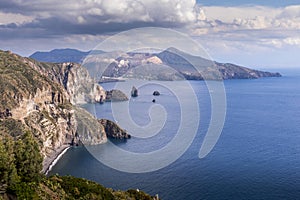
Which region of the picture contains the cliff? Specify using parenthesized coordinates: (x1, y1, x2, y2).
(0, 50, 108, 173)
(23, 58, 107, 104)
(105, 89, 129, 102)
(99, 119, 131, 139)
(0, 49, 157, 200)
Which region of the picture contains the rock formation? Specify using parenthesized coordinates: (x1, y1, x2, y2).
(105, 89, 129, 102)
(99, 119, 131, 139)
(153, 91, 160, 96)
(0, 50, 108, 172)
(26, 59, 106, 104)
(131, 86, 138, 97)
(73, 107, 107, 145)
(0, 50, 159, 200)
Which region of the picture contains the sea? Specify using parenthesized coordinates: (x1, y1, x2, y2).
(49, 69, 300, 200)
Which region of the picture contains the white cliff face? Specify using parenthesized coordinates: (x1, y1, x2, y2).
(1, 51, 110, 173)
(13, 57, 108, 171)
(91, 84, 106, 103)
(52, 63, 107, 105)
(143, 56, 163, 64)
(23, 58, 107, 105)
(11, 86, 76, 163)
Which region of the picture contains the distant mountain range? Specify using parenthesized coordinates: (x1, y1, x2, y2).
(30, 48, 105, 63)
(30, 48, 281, 81)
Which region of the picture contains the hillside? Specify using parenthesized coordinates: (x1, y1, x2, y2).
(30, 48, 281, 81)
(0, 50, 107, 167)
(0, 50, 151, 199)
(156, 47, 281, 80)
(30, 49, 105, 63)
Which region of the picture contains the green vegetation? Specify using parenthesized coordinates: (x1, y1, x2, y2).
(0, 50, 65, 111)
(0, 117, 159, 200)
(0, 50, 159, 199)
(0, 120, 42, 198)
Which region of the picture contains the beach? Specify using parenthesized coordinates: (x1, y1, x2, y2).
(43, 144, 71, 175)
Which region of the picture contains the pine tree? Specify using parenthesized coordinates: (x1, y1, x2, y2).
(14, 131, 43, 183)
(0, 136, 19, 193)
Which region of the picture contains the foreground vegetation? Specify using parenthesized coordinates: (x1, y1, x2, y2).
(0, 50, 158, 199)
(0, 118, 157, 199)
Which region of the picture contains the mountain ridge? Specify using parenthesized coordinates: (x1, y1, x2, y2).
(30, 48, 281, 81)
(30, 48, 106, 63)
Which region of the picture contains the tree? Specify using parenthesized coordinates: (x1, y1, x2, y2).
(0, 136, 19, 193)
(14, 131, 43, 183)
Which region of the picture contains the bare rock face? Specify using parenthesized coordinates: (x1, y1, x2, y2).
(99, 119, 131, 139)
(105, 89, 129, 102)
(10, 86, 76, 169)
(153, 91, 160, 96)
(73, 107, 107, 145)
(47, 62, 107, 104)
(23, 58, 106, 104)
(0, 50, 108, 172)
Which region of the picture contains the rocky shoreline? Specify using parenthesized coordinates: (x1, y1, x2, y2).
(43, 144, 71, 175)
(43, 118, 131, 174)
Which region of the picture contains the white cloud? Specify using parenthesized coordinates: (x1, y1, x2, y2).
(261, 37, 300, 48)
(0, 1, 299, 68)
(191, 5, 300, 50)
(0, 12, 33, 25)
(1, 0, 197, 25)
(278, 5, 300, 19)
(201, 6, 279, 23)
(283, 37, 300, 45)
(193, 5, 300, 31)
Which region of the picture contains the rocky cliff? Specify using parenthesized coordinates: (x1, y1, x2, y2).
(99, 119, 131, 139)
(23, 58, 107, 104)
(105, 89, 129, 102)
(0, 49, 158, 200)
(0, 50, 108, 173)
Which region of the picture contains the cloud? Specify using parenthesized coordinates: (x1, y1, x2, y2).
(0, 12, 33, 25)
(1, 1, 298, 47)
(191, 5, 300, 49)
(194, 5, 300, 30)
(0, 0, 299, 68)
(0, 0, 197, 39)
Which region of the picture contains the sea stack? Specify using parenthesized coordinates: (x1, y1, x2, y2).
(153, 91, 160, 96)
(131, 86, 138, 97)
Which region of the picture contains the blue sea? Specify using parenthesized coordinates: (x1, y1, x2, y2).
(49, 69, 300, 200)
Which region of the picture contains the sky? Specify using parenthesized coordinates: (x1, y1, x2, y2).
(0, 0, 299, 69)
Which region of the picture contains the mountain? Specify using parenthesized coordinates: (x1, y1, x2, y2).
(31, 47, 281, 81)
(30, 48, 105, 63)
(0, 50, 151, 199)
(157, 47, 282, 80)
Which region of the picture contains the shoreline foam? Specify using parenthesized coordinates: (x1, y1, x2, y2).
(43, 145, 71, 175)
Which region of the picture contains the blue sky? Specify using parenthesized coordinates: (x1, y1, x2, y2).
(0, 0, 299, 68)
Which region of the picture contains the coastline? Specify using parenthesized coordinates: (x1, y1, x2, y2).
(43, 144, 71, 175)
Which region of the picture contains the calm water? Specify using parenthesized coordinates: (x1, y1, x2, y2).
(50, 70, 300, 199)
